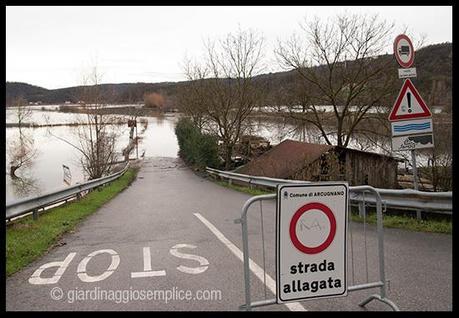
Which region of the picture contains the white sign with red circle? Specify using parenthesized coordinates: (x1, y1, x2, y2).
(394, 34, 415, 68)
(276, 182, 348, 303)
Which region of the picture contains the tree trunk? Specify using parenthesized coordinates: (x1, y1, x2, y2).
(10, 165, 19, 179)
(224, 144, 233, 170)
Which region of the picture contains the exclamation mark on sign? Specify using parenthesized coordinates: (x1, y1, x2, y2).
(407, 92, 412, 113)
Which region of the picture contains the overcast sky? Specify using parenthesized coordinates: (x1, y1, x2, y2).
(6, 6, 453, 89)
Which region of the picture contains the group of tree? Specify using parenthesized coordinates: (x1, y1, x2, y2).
(178, 27, 266, 169)
(175, 13, 451, 192)
(177, 13, 405, 169)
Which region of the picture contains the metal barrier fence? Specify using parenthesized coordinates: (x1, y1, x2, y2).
(206, 167, 452, 214)
(6, 162, 130, 221)
(235, 186, 400, 311)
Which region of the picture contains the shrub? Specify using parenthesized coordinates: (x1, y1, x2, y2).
(144, 92, 165, 109)
(175, 117, 219, 169)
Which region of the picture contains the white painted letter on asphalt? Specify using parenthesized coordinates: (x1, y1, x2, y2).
(29, 253, 76, 285)
(77, 249, 120, 283)
(170, 244, 209, 274)
(131, 247, 166, 278)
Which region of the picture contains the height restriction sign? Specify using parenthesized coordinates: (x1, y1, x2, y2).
(276, 182, 348, 303)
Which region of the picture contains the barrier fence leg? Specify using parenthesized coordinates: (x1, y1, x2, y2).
(241, 215, 252, 311)
(259, 201, 268, 300)
(358, 189, 400, 311)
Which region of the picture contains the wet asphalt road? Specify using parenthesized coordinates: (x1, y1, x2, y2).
(6, 157, 452, 311)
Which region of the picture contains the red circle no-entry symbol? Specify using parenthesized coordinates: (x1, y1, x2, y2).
(289, 202, 336, 254)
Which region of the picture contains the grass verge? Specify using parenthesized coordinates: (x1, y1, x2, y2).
(212, 178, 451, 234)
(350, 210, 451, 234)
(6, 167, 139, 276)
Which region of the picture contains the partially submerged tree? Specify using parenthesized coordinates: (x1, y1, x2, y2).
(8, 96, 38, 178)
(180, 28, 266, 169)
(275, 13, 397, 148)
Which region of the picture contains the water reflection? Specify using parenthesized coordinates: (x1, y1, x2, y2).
(9, 171, 41, 199)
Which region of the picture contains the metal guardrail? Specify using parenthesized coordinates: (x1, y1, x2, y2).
(206, 167, 452, 213)
(6, 162, 130, 221)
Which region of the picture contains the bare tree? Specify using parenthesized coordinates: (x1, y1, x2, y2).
(275, 13, 397, 148)
(420, 118, 452, 191)
(180, 28, 266, 169)
(176, 59, 210, 131)
(48, 66, 120, 179)
(8, 96, 38, 178)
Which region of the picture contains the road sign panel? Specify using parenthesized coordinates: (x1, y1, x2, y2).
(276, 182, 348, 303)
(394, 34, 415, 68)
(388, 79, 432, 121)
(391, 118, 433, 137)
(398, 67, 417, 79)
(63, 164, 72, 185)
(392, 133, 434, 151)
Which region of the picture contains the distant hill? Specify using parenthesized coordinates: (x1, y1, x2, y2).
(6, 42, 452, 111)
(5, 82, 50, 104)
(5, 81, 181, 106)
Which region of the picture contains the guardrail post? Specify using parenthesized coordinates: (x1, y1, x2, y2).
(32, 209, 39, 220)
(358, 201, 365, 218)
(416, 209, 422, 220)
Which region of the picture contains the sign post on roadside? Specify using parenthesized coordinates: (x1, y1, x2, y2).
(390, 34, 434, 218)
(276, 182, 348, 303)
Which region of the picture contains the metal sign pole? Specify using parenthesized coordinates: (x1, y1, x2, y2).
(411, 149, 422, 219)
(411, 149, 419, 191)
(135, 124, 139, 159)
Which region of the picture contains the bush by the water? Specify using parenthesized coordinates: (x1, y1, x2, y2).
(175, 118, 220, 169)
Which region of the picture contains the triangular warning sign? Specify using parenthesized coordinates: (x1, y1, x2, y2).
(388, 79, 432, 121)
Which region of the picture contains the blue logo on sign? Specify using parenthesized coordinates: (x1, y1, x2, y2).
(393, 122, 431, 132)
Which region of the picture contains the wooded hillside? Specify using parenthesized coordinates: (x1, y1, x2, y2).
(6, 42, 452, 111)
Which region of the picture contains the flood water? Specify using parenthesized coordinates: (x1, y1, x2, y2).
(6, 105, 423, 203)
(5, 107, 179, 203)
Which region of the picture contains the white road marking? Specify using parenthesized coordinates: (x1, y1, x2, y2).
(170, 244, 209, 274)
(77, 249, 120, 283)
(131, 247, 167, 278)
(193, 213, 306, 311)
(29, 252, 76, 285)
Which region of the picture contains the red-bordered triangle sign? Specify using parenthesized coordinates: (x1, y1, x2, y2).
(388, 79, 432, 121)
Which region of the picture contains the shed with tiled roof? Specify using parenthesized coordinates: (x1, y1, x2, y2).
(236, 139, 399, 188)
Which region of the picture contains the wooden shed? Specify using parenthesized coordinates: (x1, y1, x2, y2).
(236, 139, 399, 189)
